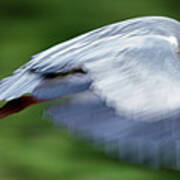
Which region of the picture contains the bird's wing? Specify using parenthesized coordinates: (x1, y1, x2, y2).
(0, 17, 179, 120)
(46, 90, 180, 169)
(0, 16, 178, 102)
(1, 17, 179, 120)
(82, 35, 180, 122)
(34, 34, 180, 122)
(44, 33, 180, 170)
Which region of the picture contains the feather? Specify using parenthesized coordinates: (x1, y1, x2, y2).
(0, 16, 180, 169)
(46, 91, 180, 169)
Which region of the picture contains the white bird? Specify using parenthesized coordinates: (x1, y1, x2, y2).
(0, 16, 180, 169)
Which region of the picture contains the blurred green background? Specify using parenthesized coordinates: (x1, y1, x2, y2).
(0, 0, 180, 179)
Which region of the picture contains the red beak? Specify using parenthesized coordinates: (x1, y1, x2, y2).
(0, 96, 42, 119)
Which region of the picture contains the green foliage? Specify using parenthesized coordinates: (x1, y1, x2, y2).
(0, 0, 179, 179)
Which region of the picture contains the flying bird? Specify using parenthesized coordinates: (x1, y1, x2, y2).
(0, 16, 180, 169)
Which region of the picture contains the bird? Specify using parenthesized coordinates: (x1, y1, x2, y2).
(0, 16, 180, 169)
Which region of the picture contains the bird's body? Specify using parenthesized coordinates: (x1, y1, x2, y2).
(0, 16, 180, 169)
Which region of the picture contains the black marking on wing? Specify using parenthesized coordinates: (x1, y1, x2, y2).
(30, 68, 87, 79)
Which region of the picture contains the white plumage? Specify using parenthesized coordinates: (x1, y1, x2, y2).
(0, 16, 180, 169)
